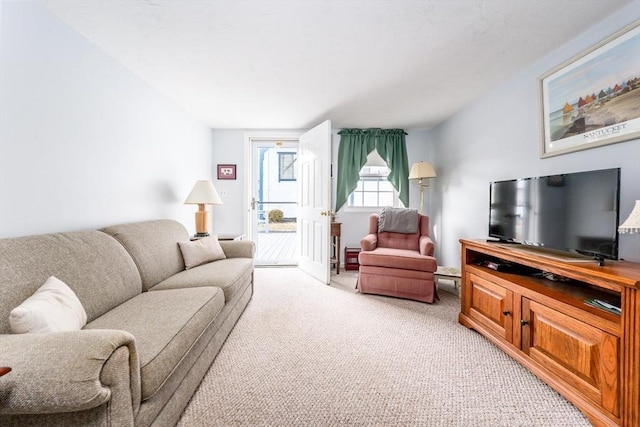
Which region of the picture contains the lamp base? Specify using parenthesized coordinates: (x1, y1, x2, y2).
(193, 232, 210, 238)
(418, 179, 425, 215)
(194, 208, 210, 236)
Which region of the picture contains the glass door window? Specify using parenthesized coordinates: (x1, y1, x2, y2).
(251, 140, 299, 266)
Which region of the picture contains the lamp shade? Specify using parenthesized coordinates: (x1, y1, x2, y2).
(409, 162, 437, 180)
(184, 180, 222, 205)
(618, 200, 640, 234)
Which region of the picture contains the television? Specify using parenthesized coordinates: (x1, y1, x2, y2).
(488, 168, 620, 262)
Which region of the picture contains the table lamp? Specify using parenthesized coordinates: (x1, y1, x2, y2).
(619, 200, 640, 234)
(408, 161, 436, 214)
(184, 180, 222, 237)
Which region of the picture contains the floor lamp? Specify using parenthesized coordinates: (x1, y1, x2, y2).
(409, 161, 436, 215)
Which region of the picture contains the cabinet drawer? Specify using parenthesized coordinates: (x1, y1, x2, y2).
(466, 273, 514, 342)
(522, 298, 619, 417)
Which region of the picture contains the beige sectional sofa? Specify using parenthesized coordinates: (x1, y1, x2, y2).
(0, 219, 254, 426)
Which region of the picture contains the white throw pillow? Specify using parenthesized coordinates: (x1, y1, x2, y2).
(9, 276, 88, 334)
(178, 235, 226, 269)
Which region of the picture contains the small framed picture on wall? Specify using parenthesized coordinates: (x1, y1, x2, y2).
(217, 164, 236, 180)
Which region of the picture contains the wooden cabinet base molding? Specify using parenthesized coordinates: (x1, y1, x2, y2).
(459, 239, 640, 427)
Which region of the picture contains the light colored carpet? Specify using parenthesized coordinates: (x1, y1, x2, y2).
(178, 268, 590, 426)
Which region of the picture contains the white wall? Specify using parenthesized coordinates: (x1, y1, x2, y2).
(0, 1, 213, 238)
(432, 2, 640, 265)
(209, 129, 249, 235)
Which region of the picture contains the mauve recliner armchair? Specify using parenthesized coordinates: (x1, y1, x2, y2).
(357, 212, 438, 303)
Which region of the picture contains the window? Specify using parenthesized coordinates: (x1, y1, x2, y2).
(335, 128, 409, 212)
(278, 152, 296, 181)
(347, 164, 403, 208)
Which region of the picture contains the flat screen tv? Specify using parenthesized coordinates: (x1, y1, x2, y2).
(488, 168, 620, 262)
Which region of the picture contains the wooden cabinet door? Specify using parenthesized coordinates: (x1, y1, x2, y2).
(466, 273, 514, 342)
(522, 298, 619, 417)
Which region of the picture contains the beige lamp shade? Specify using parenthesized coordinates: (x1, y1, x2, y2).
(184, 180, 222, 237)
(619, 200, 640, 234)
(409, 161, 437, 180)
(408, 162, 436, 215)
(184, 180, 222, 205)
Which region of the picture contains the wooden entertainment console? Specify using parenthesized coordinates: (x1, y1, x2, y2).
(458, 239, 640, 427)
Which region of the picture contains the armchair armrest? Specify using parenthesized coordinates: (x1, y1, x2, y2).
(419, 236, 434, 256)
(360, 234, 378, 252)
(220, 240, 255, 259)
(0, 329, 140, 416)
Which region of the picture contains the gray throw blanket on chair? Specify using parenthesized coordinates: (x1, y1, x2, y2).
(378, 207, 419, 234)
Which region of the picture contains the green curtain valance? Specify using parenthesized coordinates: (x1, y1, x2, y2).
(335, 128, 409, 212)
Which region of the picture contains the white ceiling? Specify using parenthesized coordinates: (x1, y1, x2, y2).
(42, 0, 632, 130)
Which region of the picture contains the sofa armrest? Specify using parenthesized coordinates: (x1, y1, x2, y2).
(360, 234, 378, 252)
(0, 329, 140, 416)
(220, 240, 255, 259)
(419, 236, 434, 257)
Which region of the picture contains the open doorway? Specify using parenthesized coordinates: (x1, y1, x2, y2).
(248, 137, 299, 266)
(245, 122, 332, 280)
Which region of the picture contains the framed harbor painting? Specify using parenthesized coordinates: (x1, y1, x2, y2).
(538, 21, 640, 158)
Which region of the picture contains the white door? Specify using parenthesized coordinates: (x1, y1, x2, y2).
(297, 120, 332, 284)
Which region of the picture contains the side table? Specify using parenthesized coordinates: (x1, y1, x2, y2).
(330, 222, 341, 274)
(218, 233, 244, 241)
(434, 266, 461, 294)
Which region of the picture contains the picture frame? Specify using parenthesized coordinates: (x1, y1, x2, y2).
(538, 21, 640, 158)
(217, 164, 236, 180)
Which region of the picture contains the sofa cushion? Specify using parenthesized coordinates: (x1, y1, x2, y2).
(100, 220, 190, 291)
(377, 231, 420, 251)
(10, 276, 87, 334)
(84, 287, 224, 401)
(359, 247, 437, 272)
(178, 235, 226, 269)
(0, 231, 142, 333)
(151, 258, 253, 301)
